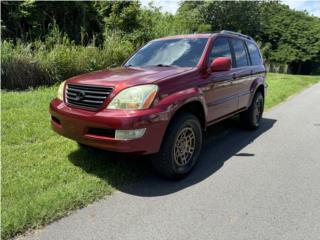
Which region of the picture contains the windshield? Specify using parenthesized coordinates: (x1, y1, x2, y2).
(124, 38, 208, 68)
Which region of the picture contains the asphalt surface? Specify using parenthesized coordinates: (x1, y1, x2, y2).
(23, 84, 320, 240)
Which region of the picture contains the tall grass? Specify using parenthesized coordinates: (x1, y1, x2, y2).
(1, 30, 134, 90)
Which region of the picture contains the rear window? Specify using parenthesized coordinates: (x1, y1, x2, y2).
(231, 38, 249, 67)
(247, 41, 262, 65)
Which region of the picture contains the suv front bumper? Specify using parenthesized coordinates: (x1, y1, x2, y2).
(50, 99, 169, 154)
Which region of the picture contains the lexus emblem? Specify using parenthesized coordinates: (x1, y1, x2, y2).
(75, 91, 85, 101)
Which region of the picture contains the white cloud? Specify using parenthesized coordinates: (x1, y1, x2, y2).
(140, 0, 180, 14)
(282, 0, 320, 16)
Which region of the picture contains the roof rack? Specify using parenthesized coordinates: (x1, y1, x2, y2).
(219, 30, 252, 40)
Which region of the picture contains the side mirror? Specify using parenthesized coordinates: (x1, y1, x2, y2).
(210, 57, 231, 72)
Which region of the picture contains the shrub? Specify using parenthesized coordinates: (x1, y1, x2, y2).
(1, 41, 53, 89)
(1, 55, 52, 89)
(1, 31, 134, 90)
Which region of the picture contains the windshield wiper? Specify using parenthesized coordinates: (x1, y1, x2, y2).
(126, 64, 178, 68)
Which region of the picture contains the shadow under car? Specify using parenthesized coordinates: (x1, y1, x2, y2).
(68, 117, 276, 197)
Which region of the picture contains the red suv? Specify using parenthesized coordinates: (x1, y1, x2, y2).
(50, 30, 267, 179)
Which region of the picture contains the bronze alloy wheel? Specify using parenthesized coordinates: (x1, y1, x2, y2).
(152, 112, 202, 179)
(173, 127, 196, 166)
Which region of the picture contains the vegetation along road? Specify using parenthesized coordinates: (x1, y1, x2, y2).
(21, 81, 320, 240)
(1, 73, 319, 239)
(1, 2, 320, 239)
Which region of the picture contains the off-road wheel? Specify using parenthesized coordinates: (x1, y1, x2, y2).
(152, 113, 203, 179)
(241, 91, 264, 130)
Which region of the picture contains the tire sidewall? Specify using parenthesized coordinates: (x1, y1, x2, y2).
(251, 92, 264, 127)
(170, 116, 202, 176)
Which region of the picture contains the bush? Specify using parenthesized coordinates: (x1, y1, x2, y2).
(1, 31, 134, 90)
(1, 41, 53, 89)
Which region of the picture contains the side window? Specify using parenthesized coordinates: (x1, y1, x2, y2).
(247, 41, 262, 65)
(231, 38, 249, 67)
(209, 37, 232, 64)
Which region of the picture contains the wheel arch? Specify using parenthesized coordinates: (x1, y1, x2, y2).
(255, 84, 265, 98)
(155, 88, 207, 153)
(249, 77, 266, 106)
(170, 100, 207, 130)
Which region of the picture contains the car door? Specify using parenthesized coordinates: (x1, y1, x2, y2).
(202, 37, 239, 122)
(229, 37, 252, 109)
(237, 40, 265, 108)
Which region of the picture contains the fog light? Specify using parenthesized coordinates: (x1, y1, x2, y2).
(115, 128, 146, 140)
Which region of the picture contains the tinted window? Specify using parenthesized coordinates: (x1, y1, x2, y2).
(247, 41, 262, 65)
(231, 38, 249, 67)
(209, 37, 232, 63)
(125, 38, 208, 68)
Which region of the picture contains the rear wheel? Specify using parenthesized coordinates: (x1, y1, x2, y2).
(241, 91, 264, 130)
(152, 113, 202, 179)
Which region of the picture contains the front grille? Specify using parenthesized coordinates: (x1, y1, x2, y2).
(66, 84, 113, 110)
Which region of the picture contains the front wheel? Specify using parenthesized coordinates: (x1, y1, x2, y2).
(241, 91, 264, 130)
(152, 113, 203, 179)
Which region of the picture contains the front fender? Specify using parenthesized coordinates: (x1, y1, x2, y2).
(156, 87, 208, 123)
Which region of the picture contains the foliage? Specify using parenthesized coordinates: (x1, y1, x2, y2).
(177, 1, 320, 74)
(2, 2, 320, 238)
(1, 46, 52, 89)
(104, 1, 141, 33)
(1, 1, 181, 90)
(2, 73, 319, 239)
(175, 2, 211, 33)
(260, 2, 320, 74)
(1, 1, 105, 44)
(178, 1, 263, 37)
(1, 28, 134, 89)
(1, 0, 320, 80)
(129, 4, 183, 46)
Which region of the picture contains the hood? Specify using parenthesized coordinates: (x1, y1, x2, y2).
(67, 66, 192, 87)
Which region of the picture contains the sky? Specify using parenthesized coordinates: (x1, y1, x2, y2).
(140, 0, 320, 17)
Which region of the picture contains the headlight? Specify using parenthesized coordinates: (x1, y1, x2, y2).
(57, 81, 66, 101)
(107, 84, 158, 110)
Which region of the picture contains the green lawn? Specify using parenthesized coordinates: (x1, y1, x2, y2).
(1, 73, 319, 239)
(265, 73, 320, 109)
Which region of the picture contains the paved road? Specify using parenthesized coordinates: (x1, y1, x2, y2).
(23, 84, 320, 240)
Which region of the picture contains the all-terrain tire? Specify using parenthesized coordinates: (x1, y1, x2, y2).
(240, 91, 264, 130)
(152, 112, 203, 180)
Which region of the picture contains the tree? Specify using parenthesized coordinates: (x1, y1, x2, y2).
(177, 1, 262, 38)
(176, 0, 320, 74)
(260, 2, 320, 73)
(1, 1, 104, 44)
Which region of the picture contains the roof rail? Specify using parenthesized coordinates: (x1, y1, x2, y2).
(220, 30, 252, 40)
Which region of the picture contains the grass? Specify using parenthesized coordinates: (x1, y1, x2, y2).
(1, 73, 319, 239)
(1, 87, 143, 239)
(265, 73, 320, 109)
